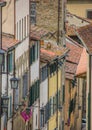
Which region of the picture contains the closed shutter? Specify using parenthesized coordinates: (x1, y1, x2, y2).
(45, 102, 49, 122)
(37, 41, 39, 59)
(14, 89, 19, 109)
(29, 87, 32, 106)
(37, 80, 39, 98)
(62, 85, 65, 104)
(10, 95, 12, 117)
(30, 48, 32, 65)
(33, 45, 35, 62)
(8, 53, 13, 72)
(22, 73, 28, 98)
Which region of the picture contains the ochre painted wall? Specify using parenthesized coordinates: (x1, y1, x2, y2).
(2, 0, 14, 35)
(67, 4, 92, 18)
(48, 69, 62, 130)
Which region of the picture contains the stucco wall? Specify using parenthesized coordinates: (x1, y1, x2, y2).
(67, 3, 92, 18)
(2, 0, 14, 35)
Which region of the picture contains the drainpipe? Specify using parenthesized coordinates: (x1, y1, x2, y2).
(56, 58, 58, 129)
(88, 55, 91, 130)
(0, 2, 6, 130)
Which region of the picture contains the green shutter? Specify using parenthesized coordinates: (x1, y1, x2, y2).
(8, 53, 13, 72)
(37, 42, 39, 59)
(30, 48, 32, 65)
(88, 93, 90, 130)
(62, 85, 65, 104)
(29, 87, 32, 106)
(10, 95, 12, 117)
(37, 80, 39, 98)
(33, 45, 35, 62)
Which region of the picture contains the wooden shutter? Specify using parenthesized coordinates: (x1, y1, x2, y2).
(8, 53, 13, 72)
(10, 95, 12, 117)
(22, 73, 28, 98)
(14, 89, 19, 109)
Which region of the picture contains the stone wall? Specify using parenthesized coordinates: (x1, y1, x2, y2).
(36, 0, 62, 32)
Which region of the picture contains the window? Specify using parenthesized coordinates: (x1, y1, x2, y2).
(14, 89, 19, 109)
(27, 15, 29, 36)
(36, 114, 38, 126)
(22, 18, 23, 40)
(30, 43, 38, 65)
(35, 41, 39, 60)
(87, 10, 92, 19)
(41, 65, 48, 82)
(22, 72, 28, 98)
(9, 95, 12, 117)
(50, 63, 56, 76)
(8, 52, 13, 73)
(24, 16, 26, 38)
(62, 85, 65, 104)
(29, 80, 39, 106)
(45, 103, 49, 122)
(50, 97, 54, 116)
(30, 2, 36, 24)
(16, 22, 18, 39)
(19, 20, 21, 40)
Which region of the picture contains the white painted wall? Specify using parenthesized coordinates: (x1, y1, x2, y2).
(16, 0, 29, 22)
(30, 59, 39, 83)
(40, 79, 48, 107)
(2, 74, 7, 95)
(40, 79, 48, 130)
(15, 38, 29, 60)
(33, 100, 39, 130)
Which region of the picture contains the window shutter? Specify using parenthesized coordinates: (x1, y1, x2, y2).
(37, 41, 39, 59)
(37, 80, 39, 98)
(10, 95, 12, 117)
(29, 87, 33, 106)
(22, 73, 28, 98)
(33, 45, 35, 62)
(14, 89, 19, 109)
(8, 53, 13, 72)
(62, 85, 65, 104)
(30, 48, 32, 65)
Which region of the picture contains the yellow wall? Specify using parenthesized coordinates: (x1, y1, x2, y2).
(48, 69, 62, 130)
(67, 4, 92, 18)
(49, 69, 61, 98)
(2, 0, 14, 35)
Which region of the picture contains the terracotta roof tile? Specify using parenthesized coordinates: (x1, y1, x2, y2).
(77, 24, 92, 54)
(40, 48, 57, 63)
(76, 48, 87, 76)
(65, 37, 83, 79)
(30, 25, 50, 40)
(2, 34, 20, 51)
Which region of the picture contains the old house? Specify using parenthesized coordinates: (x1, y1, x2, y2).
(2, 0, 30, 130)
(76, 24, 92, 130)
(65, 36, 83, 130)
(67, 0, 92, 19)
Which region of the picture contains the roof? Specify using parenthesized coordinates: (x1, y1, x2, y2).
(66, 12, 90, 36)
(30, 25, 50, 40)
(76, 48, 87, 76)
(65, 37, 83, 80)
(2, 34, 20, 51)
(40, 41, 68, 64)
(40, 48, 57, 63)
(77, 24, 92, 54)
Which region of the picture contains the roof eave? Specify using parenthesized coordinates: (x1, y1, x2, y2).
(0, 1, 6, 7)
